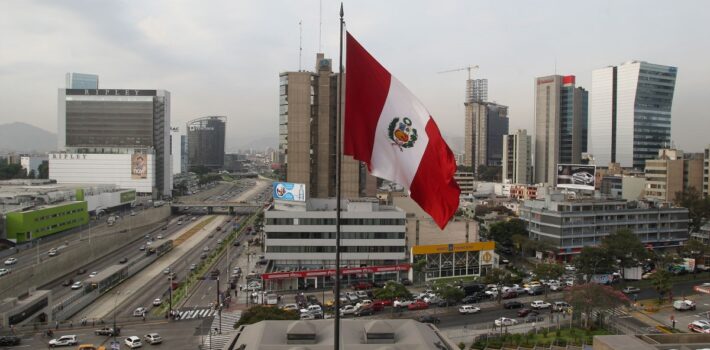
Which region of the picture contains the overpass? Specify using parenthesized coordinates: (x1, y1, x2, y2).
(170, 201, 262, 215)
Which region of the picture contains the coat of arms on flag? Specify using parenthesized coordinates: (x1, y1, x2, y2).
(388, 117, 418, 151)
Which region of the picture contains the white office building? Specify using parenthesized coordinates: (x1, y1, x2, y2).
(590, 61, 677, 169)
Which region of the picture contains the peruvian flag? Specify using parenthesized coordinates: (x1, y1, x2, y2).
(344, 33, 460, 229)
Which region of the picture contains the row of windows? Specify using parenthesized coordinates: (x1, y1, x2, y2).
(34, 208, 85, 222)
(267, 246, 406, 253)
(24, 218, 84, 240)
(266, 217, 405, 226)
(267, 232, 405, 240)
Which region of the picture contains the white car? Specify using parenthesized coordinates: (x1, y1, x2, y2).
(300, 312, 316, 320)
(153, 298, 162, 306)
(0, 268, 9, 276)
(689, 320, 710, 333)
(124, 335, 143, 348)
(393, 299, 413, 308)
(458, 305, 481, 314)
(531, 300, 551, 309)
(48, 249, 59, 257)
(133, 307, 147, 317)
(144, 333, 162, 345)
(4, 258, 17, 265)
(564, 265, 576, 271)
(49, 335, 78, 347)
(71, 281, 83, 290)
(355, 300, 372, 310)
(300, 304, 322, 315)
(89, 271, 99, 278)
(495, 317, 518, 327)
(339, 305, 357, 316)
(282, 303, 299, 311)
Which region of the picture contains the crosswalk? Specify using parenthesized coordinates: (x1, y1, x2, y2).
(177, 307, 218, 320)
(202, 311, 241, 350)
(591, 306, 630, 319)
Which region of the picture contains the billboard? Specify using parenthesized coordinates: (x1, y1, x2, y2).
(556, 164, 596, 190)
(131, 153, 148, 179)
(272, 182, 306, 202)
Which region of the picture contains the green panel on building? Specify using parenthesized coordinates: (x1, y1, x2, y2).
(120, 190, 136, 203)
(75, 188, 84, 201)
(5, 201, 89, 243)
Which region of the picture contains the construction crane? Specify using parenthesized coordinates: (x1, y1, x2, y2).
(437, 65, 479, 80)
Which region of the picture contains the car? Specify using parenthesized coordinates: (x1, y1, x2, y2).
(688, 320, 710, 333)
(190, 263, 197, 271)
(282, 304, 299, 311)
(408, 300, 429, 311)
(119, 257, 128, 264)
(71, 281, 83, 290)
(4, 258, 17, 265)
(528, 286, 545, 296)
(49, 335, 78, 347)
(461, 294, 482, 304)
(553, 301, 571, 312)
(673, 299, 696, 311)
(139, 245, 146, 251)
(48, 248, 59, 256)
(346, 292, 359, 303)
(233, 241, 241, 246)
(622, 286, 641, 294)
(130, 211, 136, 216)
(393, 299, 413, 308)
(163, 267, 171, 275)
(355, 290, 369, 299)
(0, 336, 21, 346)
(503, 301, 524, 309)
(300, 312, 316, 320)
(531, 300, 551, 309)
(94, 327, 120, 336)
(458, 305, 481, 314)
(572, 171, 594, 185)
(157, 234, 163, 239)
(418, 315, 441, 324)
(517, 308, 539, 317)
(339, 305, 357, 316)
(133, 307, 147, 317)
(355, 300, 372, 309)
(200, 252, 208, 259)
(502, 291, 518, 299)
(401, 278, 412, 285)
(0, 268, 10, 276)
(494, 317, 518, 327)
(352, 281, 373, 290)
(355, 307, 374, 316)
(124, 336, 142, 348)
(167, 272, 176, 280)
(89, 271, 99, 278)
(203, 246, 210, 252)
(153, 298, 162, 306)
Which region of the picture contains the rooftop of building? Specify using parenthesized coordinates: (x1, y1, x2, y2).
(270, 198, 403, 214)
(0, 289, 51, 314)
(226, 319, 457, 350)
(521, 192, 686, 211)
(0, 180, 130, 213)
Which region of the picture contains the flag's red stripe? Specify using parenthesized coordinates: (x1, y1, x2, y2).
(344, 32, 391, 168)
(410, 119, 461, 229)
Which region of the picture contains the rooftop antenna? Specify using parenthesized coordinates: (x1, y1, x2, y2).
(319, 0, 323, 52)
(299, 20, 303, 71)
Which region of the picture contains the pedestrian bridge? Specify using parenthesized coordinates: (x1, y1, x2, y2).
(170, 201, 262, 215)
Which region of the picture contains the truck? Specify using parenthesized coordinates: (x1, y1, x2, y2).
(623, 266, 643, 281)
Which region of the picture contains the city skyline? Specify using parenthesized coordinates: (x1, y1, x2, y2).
(1, 1, 709, 153)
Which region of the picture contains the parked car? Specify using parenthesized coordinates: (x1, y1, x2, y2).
(49, 335, 78, 347)
(401, 278, 412, 285)
(355, 307, 374, 316)
(461, 294, 482, 304)
(62, 279, 74, 286)
(339, 305, 357, 316)
(458, 305, 481, 314)
(503, 301, 524, 309)
(418, 315, 441, 324)
(517, 308, 539, 317)
(622, 286, 641, 294)
(407, 300, 429, 311)
(352, 281, 373, 290)
(0, 336, 21, 346)
(531, 300, 551, 309)
(553, 301, 571, 312)
(502, 291, 518, 299)
(494, 317, 518, 327)
(393, 299, 414, 308)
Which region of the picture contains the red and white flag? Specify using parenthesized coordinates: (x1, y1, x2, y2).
(344, 33, 460, 229)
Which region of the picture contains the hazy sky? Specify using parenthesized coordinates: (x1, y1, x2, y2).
(1, 0, 708, 152)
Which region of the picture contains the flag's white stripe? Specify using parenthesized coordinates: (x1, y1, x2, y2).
(370, 77, 430, 189)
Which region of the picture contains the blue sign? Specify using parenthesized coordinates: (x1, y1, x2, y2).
(272, 182, 306, 202)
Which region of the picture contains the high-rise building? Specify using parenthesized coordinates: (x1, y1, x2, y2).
(590, 61, 677, 169)
(644, 148, 702, 203)
(534, 75, 588, 185)
(705, 145, 710, 196)
(52, 88, 172, 198)
(170, 127, 182, 175)
(467, 78, 488, 103)
(180, 135, 188, 174)
(464, 101, 509, 170)
(502, 129, 532, 184)
(187, 116, 226, 170)
(65, 73, 99, 89)
(279, 54, 373, 199)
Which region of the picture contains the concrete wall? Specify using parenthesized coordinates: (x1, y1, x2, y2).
(0, 206, 171, 300)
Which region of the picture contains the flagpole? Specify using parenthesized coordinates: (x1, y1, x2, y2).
(334, 3, 344, 350)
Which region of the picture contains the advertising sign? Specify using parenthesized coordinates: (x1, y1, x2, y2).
(556, 164, 596, 190)
(272, 182, 306, 202)
(131, 154, 148, 179)
(261, 263, 410, 280)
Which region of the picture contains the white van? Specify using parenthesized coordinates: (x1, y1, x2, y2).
(673, 299, 696, 311)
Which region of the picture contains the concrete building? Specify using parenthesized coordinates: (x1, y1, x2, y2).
(534, 75, 589, 185)
(170, 127, 182, 175)
(464, 101, 509, 169)
(20, 155, 48, 177)
(468, 78, 488, 102)
(264, 198, 406, 288)
(180, 135, 188, 173)
(279, 54, 371, 198)
(187, 116, 226, 170)
(65, 72, 98, 89)
(644, 149, 704, 203)
(705, 145, 710, 196)
(519, 193, 689, 260)
(224, 319, 458, 350)
(502, 129, 532, 184)
(590, 61, 677, 169)
(454, 171, 475, 196)
(621, 175, 647, 201)
(54, 88, 172, 198)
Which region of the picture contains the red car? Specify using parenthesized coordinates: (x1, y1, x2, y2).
(352, 281, 373, 290)
(502, 291, 518, 299)
(374, 299, 393, 306)
(407, 300, 429, 311)
(371, 302, 384, 312)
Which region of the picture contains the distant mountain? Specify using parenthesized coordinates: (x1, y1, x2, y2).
(0, 122, 57, 153)
(230, 135, 278, 153)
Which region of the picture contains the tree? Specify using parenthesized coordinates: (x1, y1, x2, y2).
(37, 161, 49, 179)
(373, 281, 412, 301)
(680, 238, 708, 261)
(27, 169, 36, 179)
(573, 247, 615, 281)
(234, 305, 298, 327)
(0, 163, 25, 180)
(190, 165, 210, 175)
(565, 283, 629, 329)
(412, 258, 427, 283)
(511, 234, 529, 257)
(488, 219, 527, 247)
(533, 263, 564, 282)
(477, 165, 501, 182)
(436, 285, 464, 306)
(651, 270, 672, 302)
(674, 187, 710, 233)
(601, 229, 648, 275)
(483, 268, 515, 286)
